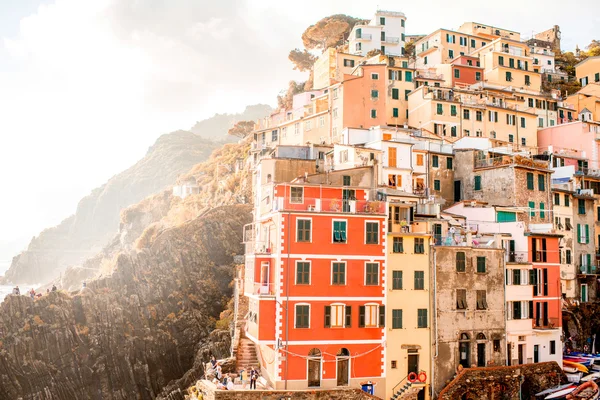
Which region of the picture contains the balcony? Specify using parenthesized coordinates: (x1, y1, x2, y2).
(416, 71, 444, 81)
(506, 251, 529, 264)
(244, 241, 276, 255)
(356, 33, 372, 40)
(383, 36, 400, 44)
(533, 317, 559, 330)
(578, 264, 598, 275)
(474, 155, 549, 170)
(501, 47, 529, 57)
(432, 234, 501, 248)
(272, 197, 386, 215)
(253, 282, 276, 297)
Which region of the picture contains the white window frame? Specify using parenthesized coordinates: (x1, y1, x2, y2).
(290, 186, 304, 204)
(330, 303, 346, 328)
(364, 303, 379, 328)
(332, 219, 348, 244)
(295, 260, 312, 285)
(319, 116, 325, 128)
(582, 284, 589, 302)
(364, 220, 380, 245)
(364, 261, 380, 286)
(294, 303, 311, 328)
(294, 123, 300, 135)
(296, 217, 312, 243)
(331, 261, 347, 285)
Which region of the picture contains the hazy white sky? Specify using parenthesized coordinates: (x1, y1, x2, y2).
(0, 0, 597, 245)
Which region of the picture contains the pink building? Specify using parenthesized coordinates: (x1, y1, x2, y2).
(537, 121, 600, 170)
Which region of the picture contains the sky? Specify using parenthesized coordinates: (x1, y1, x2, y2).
(0, 0, 597, 253)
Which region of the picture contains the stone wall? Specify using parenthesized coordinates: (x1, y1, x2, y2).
(438, 362, 564, 400)
(188, 380, 381, 400)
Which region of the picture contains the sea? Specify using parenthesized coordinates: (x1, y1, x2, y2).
(0, 260, 13, 300)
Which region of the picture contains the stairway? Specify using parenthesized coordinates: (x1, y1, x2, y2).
(391, 381, 412, 399)
(391, 385, 423, 400)
(236, 338, 260, 372)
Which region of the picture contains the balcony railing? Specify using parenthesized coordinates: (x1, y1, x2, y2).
(506, 251, 529, 263)
(501, 48, 529, 57)
(244, 241, 276, 255)
(253, 282, 276, 296)
(475, 155, 549, 170)
(273, 197, 386, 215)
(417, 72, 444, 80)
(432, 234, 501, 248)
(533, 317, 559, 330)
(578, 264, 598, 275)
(383, 36, 400, 44)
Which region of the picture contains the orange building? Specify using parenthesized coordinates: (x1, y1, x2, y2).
(244, 181, 387, 394)
(528, 233, 562, 361)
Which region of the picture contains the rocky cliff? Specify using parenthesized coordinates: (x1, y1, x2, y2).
(1, 131, 218, 285)
(190, 104, 271, 141)
(0, 204, 252, 400)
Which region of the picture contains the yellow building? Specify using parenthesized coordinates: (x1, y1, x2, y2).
(313, 48, 364, 90)
(567, 83, 600, 121)
(386, 202, 432, 400)
(575, 56, 600, 88)
(407, 85, 539, 148)
(471, 38, 542, 92)
(457, 22, 521, 41)
(414, 29, 489, 69)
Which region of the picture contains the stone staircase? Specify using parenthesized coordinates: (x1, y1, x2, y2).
(236, 338, 260, 372)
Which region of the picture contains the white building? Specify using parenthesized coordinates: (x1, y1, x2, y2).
(348, 10, 406, 57)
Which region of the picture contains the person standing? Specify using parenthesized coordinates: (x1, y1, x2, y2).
(250, 367, 257, 390)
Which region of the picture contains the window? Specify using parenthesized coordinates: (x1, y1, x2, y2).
(529, 201, 535, 217)
(333, 108, 338, 119)
(456, 289, 467, 309)
(343, 59, 355, 68)
(489, 111, 498, 122)
(366, 263, 379, 285)
(380, 17, 385, 25)
(512, 269, 521, 285)
(343, 175, 351, 186)
(512, 301, 521, 319)
(393, 108, 399, 118)
(424, 56, 428, 65)
(371, 73, 379, 80)
(416, 154, 424, 166)
(566, 249, 572, 264)
(525, 75, 530, 86)
(451, 105, 457, 116)
(476, 290, 487, 310)
(414, 271, 424, 290)
(538, 118, 544, 128)
(333, 220, 347, 243)
(550, 340, 556, 355)
(447, 157, 453, 169)
(499, 56, 504, 66)
(526, 173, 534, 190)
(392, 88, 399, 100)
(537, 174, 546, 192)
(401, 19, 405, 27)
(405, 89, 411, 100)
(506, 114, 516, 126)
(393, 237, 404, 254)
(449, 49, 454, 59)
(392, 309, 403, 329)
(417, 309, 428, 328)
(596, 73, 600, 83)
(388, 146, 397, 167)
(405, 71, 412, 82)
(437, 103, 443, 115)
(332, 262, 346, 285)
(392, 270, 403, 290)
(454, 69, 460, 78)
(360, 304, 380, 328)
(476, 111, 482, 121)
(456, 252, 466, 272)
(506, 71, 512, 81)
(508, 134, 514, 143)
(366, 222, 379, 244)
(509, 58, 515, 68)
(521, 138, 526, 146)
(296, 261, 310, 285)
(414, 238, 425, 254)
(565, 195, 570, 207)
(540, 203, 545, 219)
(371, 109, 377, 118)
(434, 180, 441, 191)
(371, 90, 379, 98)
(578, 199, 586, 215)
(391, 360, 397, 369)
(554, 193, 560, 206)
(325, 304, 347, 328)
(272, 130, 278, 142)
(474, 176, 482, 191)
(475, 71, 481, 81)
(476, 257, 486, 273)
(297, 219, 311, 242)
(295, 305, 309, 328)
(520, 117, 526, 128)
(291, 187, 304, 203)
(494, 340, 501, 352)
(432, 155, 439, 167)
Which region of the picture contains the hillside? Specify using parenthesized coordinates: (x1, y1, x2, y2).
(190, 104, 272, 140)
(1, 131, 218, 285)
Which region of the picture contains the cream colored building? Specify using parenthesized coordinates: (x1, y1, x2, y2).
(313, 48, 364, 90)
(576, 56, 600, 88)
(414, 29, 489, 69)
(457, 22, 520, 41)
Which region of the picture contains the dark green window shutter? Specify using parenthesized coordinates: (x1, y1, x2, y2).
(345, 305, 352, 328)
(577, 224, 581, 243)
(586, 224, 590, 244)
(379, 305, 385, 327)
(454, 69, 460, 78)
(540, 202, 545, 219)
(392, 88, 399, 99)
(447, 157, 453, 169)
(359, 306, 365, 327)
(393, 108, 399, 118)
(527, 173, 534, 190)
(538, 175, 545, 191)
(405, 90, 411, 100)
(324, 306, 331, 328)
(529, 201, 535, 217)
(474, 176, 481, 190)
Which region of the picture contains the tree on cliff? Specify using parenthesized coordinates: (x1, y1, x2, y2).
(277, 80, 306, 110)
(227, 120, 256, 138)
(288, 49, 317, 72)
(586, 40, 600, 57)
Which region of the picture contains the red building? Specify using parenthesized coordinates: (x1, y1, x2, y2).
(243, 182, 387, 394)
(528, 232, 562, 362)
(450, 55, 484, 88)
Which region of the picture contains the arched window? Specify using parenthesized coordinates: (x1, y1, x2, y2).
(476, 333, 487, 340)
(309, 348, 321, 357)
(459, 333, 470, 368)
(337, 348, 350, 357)
(460, 333, 470, 341)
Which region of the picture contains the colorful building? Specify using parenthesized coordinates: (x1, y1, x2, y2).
(576, 56, 600, 88)
(349, 10, 407, 57)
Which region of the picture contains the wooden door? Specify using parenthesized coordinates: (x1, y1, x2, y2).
(308, 358, 321, 387)
(336, 357, 349, 386)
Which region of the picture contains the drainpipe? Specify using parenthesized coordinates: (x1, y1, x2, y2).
(285, 210, 291, 390)
(432, 246, 438, 398)
(503, 239, 509, 366)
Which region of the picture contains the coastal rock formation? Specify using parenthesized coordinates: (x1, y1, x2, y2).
(1, 131, 218, 285)
(0, 205, 252, 400)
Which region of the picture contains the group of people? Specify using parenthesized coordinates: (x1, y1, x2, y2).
(11, 285, 58, 298)
(209, 356, 259, 390)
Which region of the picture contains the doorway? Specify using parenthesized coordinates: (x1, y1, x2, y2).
(342, 189, 355, 212)
(407, 353, 419, 375)
(507, 343, 512, 366)
(454, 180, 462, 202)
(534, 345, 539, 363)
(477, 343, 486, 367)
(433, 224, 442, 245)
(459, 333, 470, 368)
(518, 344, 525, 365)
(336, 348, 350, 386)
(308, 348, 322, 387)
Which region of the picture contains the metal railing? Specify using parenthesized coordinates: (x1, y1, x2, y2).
(272, 197, 386, 215)
(506, 251, 528, 263)
(533, 317, 559, 330)
(578, 264, 598, 275)
(383, 36, 400, 44)
(501, 48, 528, 57)
(253, 283, 276, 296)
(356, 33, 372, 40)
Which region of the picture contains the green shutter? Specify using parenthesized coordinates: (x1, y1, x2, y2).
(324, 306, 331, 328)
(529, 201, 535, 217)
(586, 224, 590, 244)
(393, 108, 399, 118)
(540, 203, 545, 219)
(497, 211, 516, 222)
(527, 173, 534, 190)
(577, 224, 582, 243)
(474, 176, 481, 190)
(392, 88, 399, 100)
